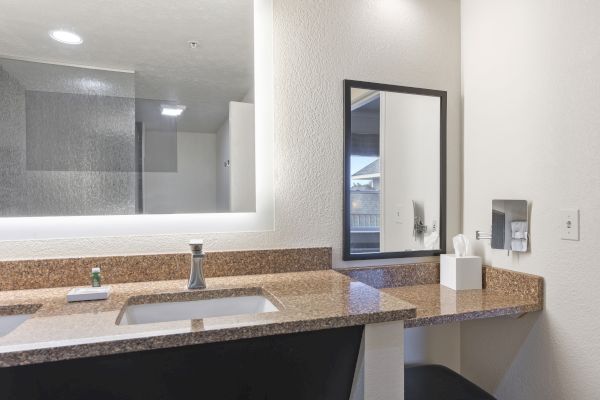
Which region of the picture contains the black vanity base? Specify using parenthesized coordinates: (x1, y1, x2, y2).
(0, 326, 363, 400)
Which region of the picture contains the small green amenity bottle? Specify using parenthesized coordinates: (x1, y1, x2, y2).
(91, 267, 101, 287)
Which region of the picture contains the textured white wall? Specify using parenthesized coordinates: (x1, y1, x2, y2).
(0, 0, 461, 267)
(461, 0, 600, 398)
(405, 323, 460, 371)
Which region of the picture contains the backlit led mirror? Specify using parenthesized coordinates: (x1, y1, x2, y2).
(0, 0, 255, 216)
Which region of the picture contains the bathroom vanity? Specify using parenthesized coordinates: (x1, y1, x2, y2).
(0, 267, 412, 399)
(0, 270, 415, 367)
(0, 249, 543, 399)
(341, 263, 543, 328)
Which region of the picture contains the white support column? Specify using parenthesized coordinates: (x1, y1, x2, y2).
(350, 321, 405, 400)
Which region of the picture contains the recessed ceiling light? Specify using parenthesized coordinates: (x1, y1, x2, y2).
(49, 30, 83, 45)
(161, 104, 186, 117)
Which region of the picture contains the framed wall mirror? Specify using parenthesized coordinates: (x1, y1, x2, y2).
(343, 80, 446, 260)
(0, 0, 256, 217)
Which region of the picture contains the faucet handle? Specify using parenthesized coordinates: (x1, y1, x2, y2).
(189, 239, 204, 253)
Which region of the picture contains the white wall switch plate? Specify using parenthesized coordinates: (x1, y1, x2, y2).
(394, 204, 403, 223)
(561, 209, 580, 241)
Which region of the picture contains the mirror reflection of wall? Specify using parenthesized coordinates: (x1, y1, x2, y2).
(380, 91, 440, 253)
(345, 81, 446, 260)
(349, 89, 381, 254)
(0, 0, 256, 217)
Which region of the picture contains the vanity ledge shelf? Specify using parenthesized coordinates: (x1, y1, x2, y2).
(339, 264, 544, 328)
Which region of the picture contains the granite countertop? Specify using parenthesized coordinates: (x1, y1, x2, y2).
(381, 284, 542, 328)
(341, 264, 544, 329)
(0, 270, 416, 367)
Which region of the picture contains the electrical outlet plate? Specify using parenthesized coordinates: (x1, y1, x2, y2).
(561, 209, 580, 241)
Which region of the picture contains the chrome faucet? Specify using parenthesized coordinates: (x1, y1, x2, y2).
(188, 240, 206, 289)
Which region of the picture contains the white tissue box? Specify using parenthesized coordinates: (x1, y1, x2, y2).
(440, 255, 482, 290)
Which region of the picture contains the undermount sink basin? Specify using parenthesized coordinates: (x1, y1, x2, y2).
(0, 314, 33, 337)
(0, 304, 40, 336)
(118, 288, 280, 325)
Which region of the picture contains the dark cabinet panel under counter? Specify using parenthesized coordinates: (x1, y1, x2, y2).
(0, 326, 363, 400)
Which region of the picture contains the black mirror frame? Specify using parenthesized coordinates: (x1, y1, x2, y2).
(343, 79, 447, 261)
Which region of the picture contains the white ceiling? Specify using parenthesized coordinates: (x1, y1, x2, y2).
(0, 0, 254, 133)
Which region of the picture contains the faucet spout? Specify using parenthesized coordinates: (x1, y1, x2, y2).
(188, 240, 206, 290)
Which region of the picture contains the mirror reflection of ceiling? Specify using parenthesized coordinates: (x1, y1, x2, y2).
(0, 0, 254, 133)
(351, 88, 377, 105)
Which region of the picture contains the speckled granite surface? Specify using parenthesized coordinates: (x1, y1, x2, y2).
(0, 270, 415, 367)
(483, 266, 544, 304)
(0, 257, 544, 367)
(0, 247, 332, 291)
(340, 264, 543, 328)
(381, 284, 542, 328)
(340, 263, 439, 289)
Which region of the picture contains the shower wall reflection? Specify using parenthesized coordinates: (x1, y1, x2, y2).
(0, 60, 138, 216)
(0, 54, 254, 216)
(0, 0, 255, 217)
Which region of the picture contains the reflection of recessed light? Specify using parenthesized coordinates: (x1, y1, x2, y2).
(49, 30, 83, 45)
(161, 104, 186, 117)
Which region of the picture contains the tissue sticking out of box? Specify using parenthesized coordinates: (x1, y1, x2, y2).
(453, 234, 470, 257)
